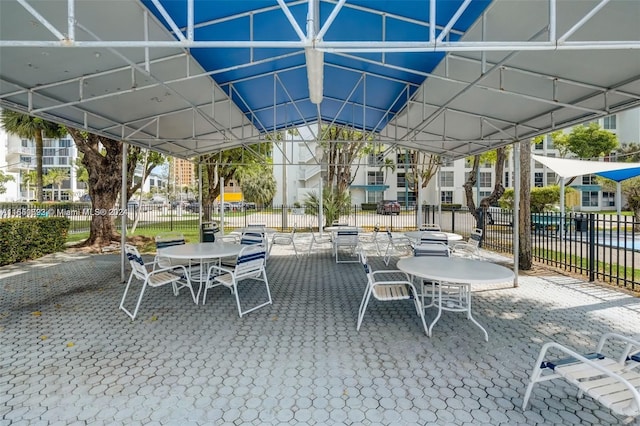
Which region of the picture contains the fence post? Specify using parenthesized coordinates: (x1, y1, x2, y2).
(588, 213, 595, 282)
(170, 206, 173, 231)
(451, 209, 455, 233)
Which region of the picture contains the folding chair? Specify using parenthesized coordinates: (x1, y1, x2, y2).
(204, 245, 272, 317)
(120, 244, 196, 320)
(358, 224, 384, 255)
(357, 251, 428, 335)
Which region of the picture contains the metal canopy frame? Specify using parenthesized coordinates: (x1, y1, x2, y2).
(1, 0, 639, 161)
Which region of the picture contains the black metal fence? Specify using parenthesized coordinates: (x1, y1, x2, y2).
(2, 202, 637, 290)
(480, 210, 639, 291)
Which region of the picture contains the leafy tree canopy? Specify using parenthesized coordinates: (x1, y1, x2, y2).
(552, 123, 619, 159)
(500, 185, 577, 213)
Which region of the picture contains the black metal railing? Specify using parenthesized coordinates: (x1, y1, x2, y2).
(2, 202, 637, 290)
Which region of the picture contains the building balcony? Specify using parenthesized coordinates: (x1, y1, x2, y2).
(6, 161, 33, 173)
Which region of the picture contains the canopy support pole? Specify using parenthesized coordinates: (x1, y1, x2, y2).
(616, 181, 622, 216)
(513, 141, 520, 287)
(120, 142, 128, 282)
(559, 176, 565, 241)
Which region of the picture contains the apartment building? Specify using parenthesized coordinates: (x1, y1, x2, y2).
(273, 107, 640, 212)
(0, 131, 168, 202)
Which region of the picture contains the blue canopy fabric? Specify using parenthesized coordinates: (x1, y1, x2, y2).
(595, 166, 640, 183)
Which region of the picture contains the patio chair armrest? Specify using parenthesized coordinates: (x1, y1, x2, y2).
(150, 264, 190, 278)
(207, 263, 234, 277)
(596, 332, 640, 363)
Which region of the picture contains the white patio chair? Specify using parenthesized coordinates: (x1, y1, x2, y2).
(523, 332, 640, 423)
(419, 223, 441, 231)
(333, 228, 360, 263)
(204, 244, 272, 317)
(452, 228, 483, 259)
(269, 225, 299, 258)
(307, 230, 332, 255)
(413, 237, 451, 310)
(382, 228, 413, 266)
(154, 232, 193, 269)
(358, 224, 384, 255)
(120, 244, 196, 320)
(357, 251, 428, 335)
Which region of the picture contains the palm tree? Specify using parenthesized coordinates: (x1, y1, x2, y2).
(44, 168, 70, 201)
(1, 110, 66, 202)
(22, 170, 38, 201)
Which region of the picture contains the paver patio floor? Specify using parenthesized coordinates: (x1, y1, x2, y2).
(1, 238, 639, 425)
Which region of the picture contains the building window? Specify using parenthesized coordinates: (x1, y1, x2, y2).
(367, 191, 383, 203)
(44, 148, 56, 156)
(441, 157, 453, 167)
(367, 171, 384, 185)
(603, 115, 616, 130)
(479, 191, 492, 199)
(582, 175, 598, 185)
(582, 191, 599, 207)
(504, 171, 510, 188)
(534, 139, 544, 150)
(479, 172, 492, 187)
(396, 191, 416, 207)
(534, 172, 543, 187)
(43, 157, 54, 165)
(57, 157, 68, 165)
(441, 191, 453, 203)
(396, 173, 407, 188)
(602, 191, 616, 207)
(440, 171, 454, 187)
(546, 135, 555, 149)
(546, 172, 556, 185)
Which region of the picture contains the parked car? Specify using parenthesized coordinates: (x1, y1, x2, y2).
(185, 201, 200, 213)
(376, 200, 401, 215)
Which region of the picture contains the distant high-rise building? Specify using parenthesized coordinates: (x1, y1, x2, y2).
(170, 158, 195, 191)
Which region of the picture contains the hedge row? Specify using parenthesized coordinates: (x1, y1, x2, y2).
(0, 217, 70, 266)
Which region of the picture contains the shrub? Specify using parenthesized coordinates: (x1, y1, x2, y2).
(0, 217, 70, 266)
(441, 203, 462, 211)
(361, 203, 377, 211)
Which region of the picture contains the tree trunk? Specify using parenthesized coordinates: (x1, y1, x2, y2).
(519, 141, 533, 270)
(479, 147, 507, 209)
(67, 129, 123, 247)
(35, 131, 44, 202)
(463, 155, 480, 221)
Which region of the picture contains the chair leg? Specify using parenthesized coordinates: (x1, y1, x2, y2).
(120, 274, 149, 321)
(357, 287, 373, 331)
(119, 272, 136, 319)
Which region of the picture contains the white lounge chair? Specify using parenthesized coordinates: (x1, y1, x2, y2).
(523, 332, 640, 423)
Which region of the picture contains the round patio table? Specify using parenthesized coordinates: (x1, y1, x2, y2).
(397, 257, 514, 341)
(158, 242, 243, 302)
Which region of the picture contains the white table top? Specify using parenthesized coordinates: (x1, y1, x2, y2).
(397, 257, 514, 284)
(158, 242, 243, 260)
(404, 231, 463, 242)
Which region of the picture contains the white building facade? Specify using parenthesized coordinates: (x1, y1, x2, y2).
(273, 107, 640, 212)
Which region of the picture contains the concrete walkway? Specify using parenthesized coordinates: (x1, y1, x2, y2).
(1, 237, 639, 425)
